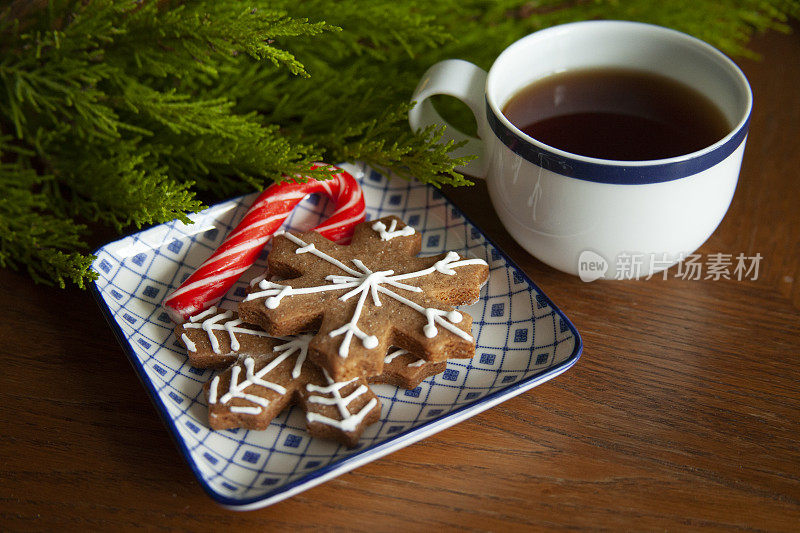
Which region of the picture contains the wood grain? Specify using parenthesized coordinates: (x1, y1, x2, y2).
(1, 26, 799, 532)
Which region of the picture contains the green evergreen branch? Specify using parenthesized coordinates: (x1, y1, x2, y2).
(50, 147, 203, 231)
(0, 147, 96, 288)
(0, 0, 796, 288)
(118, 2, 335, 77)
(308, 103, 474, 187)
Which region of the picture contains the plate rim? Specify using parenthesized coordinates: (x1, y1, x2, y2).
(90, 168, 583, 510)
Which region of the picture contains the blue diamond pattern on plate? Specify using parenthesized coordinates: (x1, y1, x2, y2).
(442, 369, 459, 381)
(242, 451, 260, 464)
(131, 253, 147, 267)
(142, 285, 159, 298)
(90, 161, 581, 510)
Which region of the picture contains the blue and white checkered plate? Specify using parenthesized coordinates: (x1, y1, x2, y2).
(91, 162, 582, 510)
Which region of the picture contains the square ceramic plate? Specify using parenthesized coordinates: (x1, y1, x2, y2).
(91, 162, 582, 510)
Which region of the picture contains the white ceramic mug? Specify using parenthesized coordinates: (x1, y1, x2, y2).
(408, 21, 752, 279)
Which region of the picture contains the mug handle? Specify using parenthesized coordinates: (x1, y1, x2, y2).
(408, 59, 489, 179)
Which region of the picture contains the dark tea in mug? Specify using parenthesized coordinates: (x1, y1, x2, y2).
(501, 67, 730, 161)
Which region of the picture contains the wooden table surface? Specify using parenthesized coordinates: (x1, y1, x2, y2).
(2, 26, 799, 532)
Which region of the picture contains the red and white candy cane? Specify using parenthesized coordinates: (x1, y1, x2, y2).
(164, 163, 365, 321)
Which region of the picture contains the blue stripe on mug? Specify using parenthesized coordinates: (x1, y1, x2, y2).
(485, 99, 750, 185)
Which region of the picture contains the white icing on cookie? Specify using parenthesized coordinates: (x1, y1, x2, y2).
(244, 234, 487, 358)
(384, 348, 407, 364)
(229, 405, 262, 415)
(181, 333, 197, 352)
(271, 334, 310, 379)
(372, 219, 415, 241)
(305, 369, 377, 432)
(384, 348, 426, 367)
(210, 335, 314, 413)
(208, 375, 219, 404)
(183, 307, 271, 354)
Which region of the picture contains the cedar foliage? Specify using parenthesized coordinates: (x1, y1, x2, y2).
(1, 0, 797, 288)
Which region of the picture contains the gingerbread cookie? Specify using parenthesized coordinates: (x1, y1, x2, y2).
(176, 309, 380, 446)
(176, 309, 449, 446)
(239, 215, 489, 381)
(206, 334, 381, 447)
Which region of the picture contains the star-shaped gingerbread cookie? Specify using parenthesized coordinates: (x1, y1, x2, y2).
(177, 307, 447, 446)
(206, 336, 380, 447)
(238, 216, 489, 381)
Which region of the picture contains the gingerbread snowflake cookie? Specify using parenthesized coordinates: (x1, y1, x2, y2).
(206, 335, 381, 447)
(176, 308, 445, 446)
(239, 215, 489, 381)
(176, 309, 378, 446)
